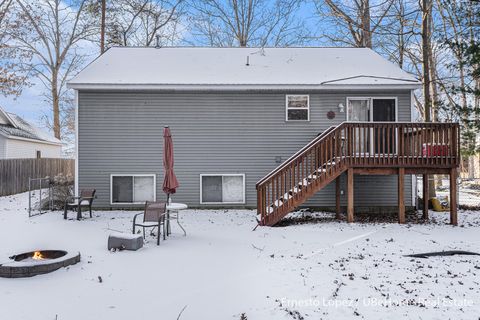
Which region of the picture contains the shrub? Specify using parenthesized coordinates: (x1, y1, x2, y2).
(50, 173, 75, 209)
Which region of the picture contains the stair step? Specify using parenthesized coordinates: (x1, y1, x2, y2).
(257, 122, 348, 226)
(264, 159, 340, 217)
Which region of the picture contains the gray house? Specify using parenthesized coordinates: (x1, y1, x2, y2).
(69, 47, 459, 225)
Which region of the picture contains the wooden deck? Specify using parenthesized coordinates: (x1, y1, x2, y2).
(256, 122, 460, 226)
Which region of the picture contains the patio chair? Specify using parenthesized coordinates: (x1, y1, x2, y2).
(64, 189, 96, 220)
(132, 201, 167, 246)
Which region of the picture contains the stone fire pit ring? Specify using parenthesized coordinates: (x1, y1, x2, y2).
(0, 250, 81, 278)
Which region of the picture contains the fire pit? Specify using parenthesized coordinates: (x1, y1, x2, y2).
(0, 250, 80, 278)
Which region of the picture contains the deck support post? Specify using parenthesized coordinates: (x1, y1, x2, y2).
(335, 176, 341, 220)
(422, 174, 429, 219)
(450, 168, 458, 225)
(347, 169, 354, 223)
(398, 168, 405, 224)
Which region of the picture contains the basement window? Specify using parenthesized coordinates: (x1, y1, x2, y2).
(286, 95, 309, 121)
(200, 174, 245, 204)
(111, 174, 156, 204)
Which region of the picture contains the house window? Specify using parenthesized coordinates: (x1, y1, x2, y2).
(36, 151, 41, 158)
(200, 174, 245, 204)
(111, 174, 156, 204)
(286, 95, 309, 121)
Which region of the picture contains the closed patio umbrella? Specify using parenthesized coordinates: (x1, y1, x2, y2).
(163, 126, 179, 203)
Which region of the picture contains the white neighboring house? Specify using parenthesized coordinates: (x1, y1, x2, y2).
(0, 107, 62, 159)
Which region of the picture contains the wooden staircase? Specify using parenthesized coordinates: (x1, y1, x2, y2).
(256, 122, 460, 226)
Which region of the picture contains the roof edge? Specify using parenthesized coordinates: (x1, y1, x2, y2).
(0, 108, 18, 128)
(68, 83, 421, 91)
(320, 75, 420, 85)
(6, 134, 63, 146)
(101, 45, 374, 50)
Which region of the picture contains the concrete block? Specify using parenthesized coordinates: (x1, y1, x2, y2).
(108, 234, 143, 251)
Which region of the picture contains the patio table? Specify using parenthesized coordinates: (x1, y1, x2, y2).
(166, 203, 188, 236)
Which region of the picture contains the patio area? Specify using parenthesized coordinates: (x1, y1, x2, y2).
(1, 192, 479, 320)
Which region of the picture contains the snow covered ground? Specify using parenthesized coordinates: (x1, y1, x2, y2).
(1, 192, 480, 320)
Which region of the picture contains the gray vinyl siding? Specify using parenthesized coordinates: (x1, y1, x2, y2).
(78, 90, 413, 209)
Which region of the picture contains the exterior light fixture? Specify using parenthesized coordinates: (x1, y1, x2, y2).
(338, 103, 345, 113)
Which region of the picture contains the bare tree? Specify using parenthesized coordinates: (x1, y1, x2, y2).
(385, 0, 411, 68)
(315, 0, 394, 48)
(12, 0, 94, 139)
(0, 0, 30, 97)
(103, 0, 184, 48)
(188, 0, 307, 47)
(373, 0, 427, 119)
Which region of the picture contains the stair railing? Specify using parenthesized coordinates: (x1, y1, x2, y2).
(256, 124, 346, 225)
(256, 122, 460, 226)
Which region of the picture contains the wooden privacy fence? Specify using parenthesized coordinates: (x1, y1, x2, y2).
(0, 158, 75, 196)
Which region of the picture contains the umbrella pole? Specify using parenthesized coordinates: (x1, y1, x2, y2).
(166, 193, 171, 235)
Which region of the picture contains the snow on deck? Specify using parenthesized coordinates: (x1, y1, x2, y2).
(0, 192, 479, 319)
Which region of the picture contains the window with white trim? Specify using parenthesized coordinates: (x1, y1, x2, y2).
(111, 174, 155, 204)
(286, 95, 309, 121)
(200, 174, 245, 204)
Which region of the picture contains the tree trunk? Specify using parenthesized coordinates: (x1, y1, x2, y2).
(52, 71, 60, 139)
(100, 0, 106, 53)
(473, 154, 480, 179)
(361, 0, 372, 48)
(363, 0, 372, 49)
(429, 47, 443, 188)
(468, 156, 476, 178)
(422, 0, 436, 199)
(422, 0, 431, 123)
(397, 2, 405, 69)
(475, 78, 480, 179)
(475, 78, 480, 122)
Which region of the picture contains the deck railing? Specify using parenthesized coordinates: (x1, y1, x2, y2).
(340, 122, 459, 168)
(256, 122, 460, 226)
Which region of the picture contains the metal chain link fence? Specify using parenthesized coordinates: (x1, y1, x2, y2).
(416, 176, 480, 209)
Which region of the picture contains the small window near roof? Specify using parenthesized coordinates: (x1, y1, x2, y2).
(286, 95, 309, 121)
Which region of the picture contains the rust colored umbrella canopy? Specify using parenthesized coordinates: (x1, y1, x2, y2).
(162, 126, 179, 196)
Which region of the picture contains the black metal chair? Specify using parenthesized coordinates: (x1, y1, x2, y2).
(133, 201, 167, 245)
(64, 189, 96, 220)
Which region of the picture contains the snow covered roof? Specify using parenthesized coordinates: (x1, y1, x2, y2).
(68, 47, 421, 90)
(0, 107, 62, 145)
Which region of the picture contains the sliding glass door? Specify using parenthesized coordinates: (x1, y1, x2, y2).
(347, 97, 397, 155)
(372, 98, 396, 154)
(347, 98, 371, 154)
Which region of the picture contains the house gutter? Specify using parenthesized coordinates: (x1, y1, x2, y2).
(67, 83, 422, 91)
(0, 132, 63, 146)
